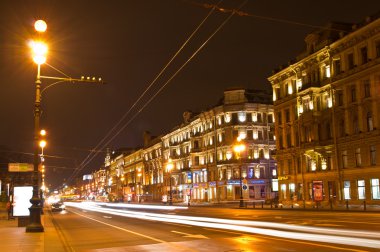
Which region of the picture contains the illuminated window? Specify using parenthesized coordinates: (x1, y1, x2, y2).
(239, 129, 247, 139)
(296, 79, 302, 90)
(309, 100, 314, 110)
(289, 183, 295, 199)
(325, 65, 331, 78)
(226, 151, 232, 160)
(252, 112, 257, 122)
(344, 181, 351, 200)
(238, 112, 246, 122)
(288, 82, 293, 94)
(217, 116, 222, 125)
(254, 167, 260, 178)
(272, 169, 277, 177)
(254, 148, 258, 159)
(281, 184, 287, 199)
(321, 159, 327, 170)
(358, 180, 365, 200)
(253, 129, 258, 140)
(371, 178, 380, 199)
(224, 113, 231, 123)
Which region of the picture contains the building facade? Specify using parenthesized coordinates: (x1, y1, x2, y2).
(268, 14, 380, 207)
(97, 88, 277, 203)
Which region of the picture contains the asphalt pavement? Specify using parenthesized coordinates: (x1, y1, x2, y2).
(1, 201, 380, 252)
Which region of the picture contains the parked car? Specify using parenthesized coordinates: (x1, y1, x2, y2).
(51, 202, 65, 212)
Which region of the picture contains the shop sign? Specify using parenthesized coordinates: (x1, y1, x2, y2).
(248, 179, 265, 184)
(217, 181, 225, 186)
(227, 180, 241, 185)
(313, 181, 323, 201)
(187, 172, 192, 183)
(209, 181, 216, 186)
(8, 163, 33, 172)
(278, 176, 289, 181)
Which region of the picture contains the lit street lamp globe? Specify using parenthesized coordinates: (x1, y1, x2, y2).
(34, 20, 47, 33)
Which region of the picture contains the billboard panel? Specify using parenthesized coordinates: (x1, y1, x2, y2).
(13, 186, 33, 216)
(8, 163, 33, 172)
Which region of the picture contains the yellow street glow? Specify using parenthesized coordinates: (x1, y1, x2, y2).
(30, 40, 48, 65)
(39, 140, 47, 148)
(34, 20, 47, 32)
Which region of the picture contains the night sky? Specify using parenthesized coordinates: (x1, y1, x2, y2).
(1, 0, 379, 189)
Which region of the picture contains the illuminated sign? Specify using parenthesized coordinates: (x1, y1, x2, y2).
(272, 179, 279, 192)
(83, 174, 93, 180)
(13, 186, 33, 216)
(313, 181, 323, 201)
(8, 163, 33, 172)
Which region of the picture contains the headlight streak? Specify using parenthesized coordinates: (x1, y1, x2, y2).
(88, 202, 379, 239)
(65, 202, 380, 249)
(95, 202, 188, 210)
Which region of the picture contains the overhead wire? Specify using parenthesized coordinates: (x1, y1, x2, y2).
(67, 0, 248, 184)
(75, 0, 247, 174)
(66, 0, 227, 183)
(185, 0, 352, 32)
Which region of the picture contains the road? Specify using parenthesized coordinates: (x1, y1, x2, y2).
(50, 202, 380, 252)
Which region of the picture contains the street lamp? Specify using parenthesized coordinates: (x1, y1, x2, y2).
(26, 19, 104, 233)
(26, 19, 47, 233)
(137, 168, 142, 203)
(166, 159, 174, 206)
(233, 137, 246, 208)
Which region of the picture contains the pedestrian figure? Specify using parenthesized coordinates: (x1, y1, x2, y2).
(6, 201, 11, 220)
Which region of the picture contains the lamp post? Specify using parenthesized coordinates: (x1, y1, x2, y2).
(26, 19, 104, 232)
(120, 176, 125, 202)
(137, 168, 142, 203)
(26, 20, 47, 233)
(39, 130, 47, 215)
(166, 159, 174, 206)
(233, 137, 246, 208)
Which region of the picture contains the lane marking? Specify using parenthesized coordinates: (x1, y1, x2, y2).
(103, 216, 112, 219)
(204, 227, 368, 252)
(203, 227, 244, 236)
(253, 233, 369, 252)
(314, 223, 343, 227)
(166, 223, 193, 228)
(71, 209, 166, 243)
(171, 230, 208, 239)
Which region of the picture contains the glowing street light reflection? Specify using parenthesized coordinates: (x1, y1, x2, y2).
(64, 202, 380, 249)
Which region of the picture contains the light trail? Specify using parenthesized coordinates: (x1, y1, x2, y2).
(88, 202, 378, 239)
(94, 202, 188, 210)
(65, 202, 380, 249)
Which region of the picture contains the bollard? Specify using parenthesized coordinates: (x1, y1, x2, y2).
(346, 200, 349, 210)
(291, 203, 293, 209)
(261, 201, 264, 209)
(330, 200, 333, 210)
(364, 200, 366, 211)
(271, 201, 273, 208)
(253, 202, 256, 209)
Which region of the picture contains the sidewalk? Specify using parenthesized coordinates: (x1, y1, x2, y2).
(0, 202, 66, 252)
